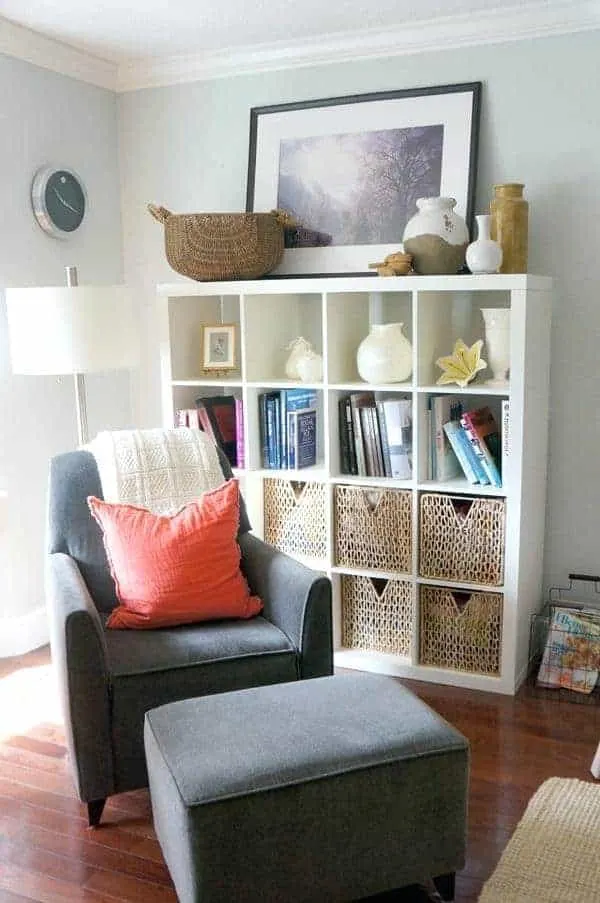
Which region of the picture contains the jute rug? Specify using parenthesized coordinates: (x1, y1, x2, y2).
(479, 777, 600, 903)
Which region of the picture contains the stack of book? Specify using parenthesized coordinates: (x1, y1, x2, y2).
(429, 396, 504, 487)
(258, 388, 317, 470)
(176, 395, 244, 468)
(339, 392, 412, 478)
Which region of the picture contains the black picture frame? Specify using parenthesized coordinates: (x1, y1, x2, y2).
(246, 82, 481, 277)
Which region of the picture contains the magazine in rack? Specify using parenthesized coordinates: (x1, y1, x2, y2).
(536, 575, 600, 695)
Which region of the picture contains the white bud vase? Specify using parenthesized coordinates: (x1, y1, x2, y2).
(466, 214, 503, 274)
(356, 322, 412, 384)
(481, 308, 510, 385)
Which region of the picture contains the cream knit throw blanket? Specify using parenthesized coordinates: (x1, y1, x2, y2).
(88, 427, 225, 514)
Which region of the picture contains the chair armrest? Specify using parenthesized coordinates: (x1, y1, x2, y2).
(47, 552, 115, 802)
(239, 532, 333, 679)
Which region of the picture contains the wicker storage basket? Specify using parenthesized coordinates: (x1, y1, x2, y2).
(334, 485, 412, 572)
(419, 586, 503, 675)
(263, 479, 327, 560)
(341, 575, 414, 656)
(148, 205, 284, 281)
(419, 493, 505, 586)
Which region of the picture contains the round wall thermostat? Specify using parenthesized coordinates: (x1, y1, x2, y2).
(31, 166, 87, 239)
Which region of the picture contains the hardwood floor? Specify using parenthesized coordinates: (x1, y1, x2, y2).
(0, 646, 598, 902)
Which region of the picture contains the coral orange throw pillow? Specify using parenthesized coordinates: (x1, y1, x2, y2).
(88, 479, 262, 629)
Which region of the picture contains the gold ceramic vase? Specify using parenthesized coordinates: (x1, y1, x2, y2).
(489, 183, 528, 273)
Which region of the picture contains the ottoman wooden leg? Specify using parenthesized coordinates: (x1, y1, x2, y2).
(87, 798, 106, 828)
(433, 872, 456, 901)
(591, 740, 600, 779)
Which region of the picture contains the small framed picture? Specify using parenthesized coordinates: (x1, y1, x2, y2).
(201, 323, 237, 371)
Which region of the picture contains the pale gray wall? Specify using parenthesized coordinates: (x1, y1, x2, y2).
(0, 54, 133, 652)
(119, 30, 600, 596)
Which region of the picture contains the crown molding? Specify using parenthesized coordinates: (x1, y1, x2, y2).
(0, 16, 117, 90)
(117, 1, 600, 92)
(2, 3, 599, 94)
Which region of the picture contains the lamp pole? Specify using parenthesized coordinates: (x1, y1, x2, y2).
(65, 266, 89, 446)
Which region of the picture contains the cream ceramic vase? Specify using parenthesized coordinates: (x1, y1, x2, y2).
(296, 348, 323, 383)
(356, 322, 412, 384)
(285, 336, 313, 379)
(466, 214, 503, 274)
(402, 197, 469, 275)
(481, 307, 510, 385)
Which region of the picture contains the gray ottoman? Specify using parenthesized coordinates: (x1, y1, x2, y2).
(144, 673, 469, 903)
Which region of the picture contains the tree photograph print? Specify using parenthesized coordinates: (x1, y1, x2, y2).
(277, 125, 443, 247)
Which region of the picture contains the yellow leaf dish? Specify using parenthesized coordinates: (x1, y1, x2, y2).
(435, 339, 487, 388)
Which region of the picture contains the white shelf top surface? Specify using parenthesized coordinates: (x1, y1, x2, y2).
(158, 273, 552, 297)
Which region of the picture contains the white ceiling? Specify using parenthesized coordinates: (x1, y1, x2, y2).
(0, 0, 598, 90)
(0, 0, 553, 62)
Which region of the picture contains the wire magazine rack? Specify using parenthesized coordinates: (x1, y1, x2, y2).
(528, 573, 600, 704)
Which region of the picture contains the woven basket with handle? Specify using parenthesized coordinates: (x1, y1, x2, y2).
(148, 205, 284, 281)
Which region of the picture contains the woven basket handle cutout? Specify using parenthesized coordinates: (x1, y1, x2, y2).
(369, 577, 389, 599)
(363, 490, 384, 514)
(449, 497, 474, 527)
(288, 481, 308, 504)
(147, 204, 172, 224)
(447, 590, 473, 617)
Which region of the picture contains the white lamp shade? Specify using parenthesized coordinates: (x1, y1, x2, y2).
(5, 285, 139, 375)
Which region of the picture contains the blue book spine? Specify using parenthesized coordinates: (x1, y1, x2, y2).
(273, 395, 282, 469)
(288, 412, 297, 469)
(461, 415, 502, 488)
(259, 393, 269, 468)
(292, 409, 317, 468)
(285, 389, 317, 469)
(265, 394, 278, 469)
(286, 388, 317, 410)
(458, 424, 490, 485)
(443, 420, 478, 484)
(279, 391, 288, 469)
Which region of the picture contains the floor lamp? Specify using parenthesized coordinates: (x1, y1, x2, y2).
(5, 267, 139, 445)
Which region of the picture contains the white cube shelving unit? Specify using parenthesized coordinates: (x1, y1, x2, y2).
(157, 273, 552, 695)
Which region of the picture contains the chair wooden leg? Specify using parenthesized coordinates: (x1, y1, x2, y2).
(433, 872, 456, 901)
(87, 798, 106, 828)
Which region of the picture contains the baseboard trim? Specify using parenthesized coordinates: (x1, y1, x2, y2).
(0, 606, 49, 658)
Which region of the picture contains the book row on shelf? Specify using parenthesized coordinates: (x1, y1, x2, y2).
(338, 392, 506, 487)
(339, 392, 412, 479)
(429, 396, 504, 488)
(258, 388, 317, 470)
(176, 390, 507, 486)
(176, 389, 319, 473)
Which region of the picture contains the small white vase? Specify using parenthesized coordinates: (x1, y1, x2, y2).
(402, 197, 469, 275)
(296, 349, 323, 383)
(356, 322, 412, 384)
(481, 308, 510, 385)
(285, 336, 314, 380)
(466, 215, 503, 274)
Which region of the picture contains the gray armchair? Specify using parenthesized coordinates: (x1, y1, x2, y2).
(46, 446, 332, 827)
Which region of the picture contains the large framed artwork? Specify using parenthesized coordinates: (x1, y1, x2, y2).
(246, 82, 481, 277)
